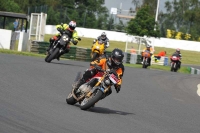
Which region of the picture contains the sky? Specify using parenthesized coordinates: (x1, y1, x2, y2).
(104, 0, 171, 14)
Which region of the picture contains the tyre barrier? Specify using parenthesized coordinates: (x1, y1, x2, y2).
(189, 67, 200, 75)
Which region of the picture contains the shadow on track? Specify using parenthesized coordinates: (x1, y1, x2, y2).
(48, 62, 85, 67)
(88, 107, 135, 116)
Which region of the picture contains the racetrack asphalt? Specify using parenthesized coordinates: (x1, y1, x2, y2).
(0, 53, 200, 133)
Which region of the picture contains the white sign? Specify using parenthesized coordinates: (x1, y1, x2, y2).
(110, 8, 117, 14)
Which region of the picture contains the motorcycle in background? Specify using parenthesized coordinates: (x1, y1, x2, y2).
(170, 55, 181, 72)
(45, 30, 81, 63)
(91, 40, 105, 61)
(142, 50, 151, 68)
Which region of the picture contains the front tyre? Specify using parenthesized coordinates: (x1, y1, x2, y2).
(80, 90, 103, 110)
(45, 54, 50, 62)
(66, 92, 77, 105)
(174, 63, 178, 72)
(91, 52, 99, 61)
(142, 59, 148, 68)
(170, 63, 174, 71)
(46, 48, 59, 63)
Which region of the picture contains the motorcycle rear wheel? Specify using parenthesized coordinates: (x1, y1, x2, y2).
(80, 90, 103, 110)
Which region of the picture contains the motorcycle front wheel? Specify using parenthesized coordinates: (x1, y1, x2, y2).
(45, 54, 50, 62)
(142, 59, 148, 68)
(91, 52, 99, 61)
(80, 90, 103, 110)
(46, 48, 59, 63)
(66, 92, 77, 105)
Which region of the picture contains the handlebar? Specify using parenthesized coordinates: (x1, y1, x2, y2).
(94, 65, 118, 77)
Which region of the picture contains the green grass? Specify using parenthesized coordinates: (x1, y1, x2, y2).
(0, 49, 45, 57)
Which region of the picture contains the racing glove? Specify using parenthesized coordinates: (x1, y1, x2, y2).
(72, 39, 78, 45)
(57, 27, 62, 32)
(94, 65, 102, 71)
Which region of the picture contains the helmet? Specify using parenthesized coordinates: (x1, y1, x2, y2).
(176, 48, 180, 52)
(69, 21, 76, 30)
(146, 44, 151, 48)
(111, 48, 124, 66)
(101, 32, 106, 40)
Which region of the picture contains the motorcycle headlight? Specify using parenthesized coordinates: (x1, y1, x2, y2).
(104, 79, 110, 85)
(96, 46, 100, 49)
(62, 36, 68, 41)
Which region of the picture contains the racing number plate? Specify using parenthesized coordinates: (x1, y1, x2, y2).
(109, 74, 120, 84)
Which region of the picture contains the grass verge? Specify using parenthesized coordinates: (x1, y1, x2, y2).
(0, 49, 45, 57)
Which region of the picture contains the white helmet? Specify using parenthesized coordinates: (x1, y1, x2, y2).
(69, 21, 76, 30)
(101, 32, 106, 40)
(146, 44, 151, 48)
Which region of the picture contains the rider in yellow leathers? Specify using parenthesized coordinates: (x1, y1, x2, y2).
(47, 21, 79, 60)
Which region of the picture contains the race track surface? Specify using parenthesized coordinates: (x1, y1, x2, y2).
(0, 53, 200, 133)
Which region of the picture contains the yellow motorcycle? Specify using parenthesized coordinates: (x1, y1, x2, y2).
(91, 40, 105, 61)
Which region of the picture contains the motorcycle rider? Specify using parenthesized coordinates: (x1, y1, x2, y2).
(93, 32, 110, 49)
(171, 48, 182, 68)
(141, 44, 154, 65)
(73, 48, 125, 95)
(47, 21, 79, 60)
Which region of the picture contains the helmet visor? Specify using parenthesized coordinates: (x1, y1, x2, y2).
(112, 57, 122, 65)
(69, 25, 75, 30)
(101, 35, 106, 39)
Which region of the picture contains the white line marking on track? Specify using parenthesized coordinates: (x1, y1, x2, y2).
(197, 84, 200, 96)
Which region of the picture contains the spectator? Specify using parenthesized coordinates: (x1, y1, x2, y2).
(130, 46, 136, 54)
(154, 51, 166, 62)
(13, 19, 19, 31)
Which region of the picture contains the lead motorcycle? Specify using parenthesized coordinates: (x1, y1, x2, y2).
(66, 68, 120, 110)
(45, 30, 81, 63)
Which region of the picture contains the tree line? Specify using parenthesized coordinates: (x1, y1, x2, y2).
(1, 0, 200, 41)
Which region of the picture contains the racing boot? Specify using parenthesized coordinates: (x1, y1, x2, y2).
(46, 38, 54, 55)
